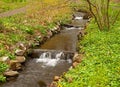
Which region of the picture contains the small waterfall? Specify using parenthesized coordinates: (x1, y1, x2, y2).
(36, 52, 71, 67)
(39, 52, 52, 59)
(64, 27, 83, 30)
(75, 16, 83, 20)
(55, 52, 64, 59)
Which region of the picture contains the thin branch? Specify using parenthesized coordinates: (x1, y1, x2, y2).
(106, 0, 110, 30)
(86, 0, 102, 30)
(112, 10, 120, 25)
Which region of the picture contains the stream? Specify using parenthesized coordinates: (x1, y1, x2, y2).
(1, 12, 88, 87)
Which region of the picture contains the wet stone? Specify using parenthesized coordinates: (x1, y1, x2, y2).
(16, 56, 26, 63)
(54, 76, 60, 81)
(0, 56, 10, 62)
(4, 70, 19, 77)
(15, 49, 25, 56)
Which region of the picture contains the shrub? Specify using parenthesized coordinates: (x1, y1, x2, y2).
(86, 0, 120, 31)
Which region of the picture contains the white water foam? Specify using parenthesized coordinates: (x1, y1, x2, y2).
(65, 27, 83, 30)
(36, 52, 65, 67)
(75, 16, 83, 20)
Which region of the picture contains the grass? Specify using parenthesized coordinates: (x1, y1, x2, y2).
(0, 0, 74, 82)
(0, 0, 73, 56)
(58, 18, 120, 87)
(0, 62, 8, 82)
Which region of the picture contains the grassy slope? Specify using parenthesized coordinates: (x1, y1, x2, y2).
(0, 0, 72, 57)
(59, 18, 120, 87)
(0, 0, 73, 82)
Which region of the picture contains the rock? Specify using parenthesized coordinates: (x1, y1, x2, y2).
(52, 26, 57, 31)
(77, 29, 86, 40)
(73, 53, 79, 60)
(15, 63, 22, 70)
(68, 77, 73, 83)
(26, 40, 35, 48)
(69, 66, 73, 70)
(50, 82, 57, 87)
(34, 42, 40, 46)
(15, 49, 25, 56)
(8, 60, 22, 70)
(19, 43, 27, 51)
(72, 62, 79, 68)
(4, 70, 19, 77)
(51, 25, 60, 33)
(54, 76, 60, 81)
(73, 54, 83, 63)
(0, 56, 10, 62)
(47, 30, 53, 38)
(16, 56, 26, 63)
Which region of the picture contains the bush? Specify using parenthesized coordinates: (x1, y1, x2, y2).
(86, 0, 120, 31)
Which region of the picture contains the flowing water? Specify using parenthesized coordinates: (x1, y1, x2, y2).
(1, 12, 88, 87)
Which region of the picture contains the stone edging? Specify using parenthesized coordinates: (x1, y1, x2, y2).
(0, 24, 61, 80)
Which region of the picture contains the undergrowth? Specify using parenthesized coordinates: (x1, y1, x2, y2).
(58, 18, 120, 87)
(0, 0, 76, 82)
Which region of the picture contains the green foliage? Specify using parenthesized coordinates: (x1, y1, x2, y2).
(0, 63, 8, 73)
(46, 22, 56, 29)
(8, 53, 16, 60)
(69, 0, 88, 11)
(0, 0, 75, 83)
(0, 75, 6, 82)
(35, 25, 47, 35)
(0, 62, 8, 82)
(54, 14, 72, 25)
(59, 19, 120, 87)
(20, 25, 34, 35)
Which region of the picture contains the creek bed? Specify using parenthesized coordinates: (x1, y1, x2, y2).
(1, 12, 88, 87)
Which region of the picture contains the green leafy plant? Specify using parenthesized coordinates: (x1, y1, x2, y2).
(0, 62, 8, 82)
(59, 17, 120, 87)
(0, 75, 6, 82)
(0, 62, 8, 73)
(8, 53, 16, 60)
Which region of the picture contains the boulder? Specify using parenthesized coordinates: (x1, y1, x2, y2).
(8, 60, 22, 70)
(16, 56, 26, 63)
(19, 43, 26, 50)
(4, 70, 19, 77)
(15, 49, 25, 56)
(72, 62, 79, 68)
(54, 76, 60, 81)
(73, 54, 83, 63)
(47, 30, 53, 38)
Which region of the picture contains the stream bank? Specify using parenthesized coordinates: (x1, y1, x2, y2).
(1, 11, 89, 87)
